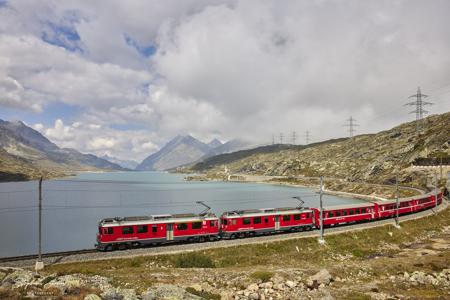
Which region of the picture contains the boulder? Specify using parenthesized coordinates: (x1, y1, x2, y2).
(247, 283, 259, 292)
(285, 280, 296, 288)
(84, 294, 101, 300)
(154, 284, 202, 299)
(142, 288, 157, 300)
(116, 288, 138, 300)
(307, 269, 333, 289)
(2, 269, 34, 288)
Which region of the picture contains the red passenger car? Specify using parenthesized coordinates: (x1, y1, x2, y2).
(375, 191, 442, 218)
(312, 203, 376, 228)
(96, 212, 219, 251)
(220, 207, 314, 239)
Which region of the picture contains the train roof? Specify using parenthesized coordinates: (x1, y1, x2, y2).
(221, 207, 312, 218)
(99, 212, 218, 227)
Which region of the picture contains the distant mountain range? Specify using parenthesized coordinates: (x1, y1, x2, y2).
(136, 135, 253, 171)
(0, 119, 126, 181)
(100, 154, 139, 169)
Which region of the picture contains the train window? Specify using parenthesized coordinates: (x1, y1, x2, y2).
(232, 219, 237, 225)
(361, 208, 366, 213)
(122, 226, 134, 235)
(152, 225, 157, 233)
(253, 217, 262, 224)
(102, 228, 113, 235)
(283, 215, 291, 221)
(177, 223, 188, 230)
(349, 210, 354, 215)
(328, 212, 334, 218)
(294, 214, 300, 220)
(137, 225, 148, 233)
(336, 211, 341, 217)
(223, 219, 228, 225)
(210, 220, 215, 227)
(192, 222, 202, 229)
(265, 216, 269, 223)
(243, 218, 251, 225)
(306, 213, 311, 218)
(355, 209, 360, 214)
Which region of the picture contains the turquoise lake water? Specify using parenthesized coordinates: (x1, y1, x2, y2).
(0, 171, 364, 257)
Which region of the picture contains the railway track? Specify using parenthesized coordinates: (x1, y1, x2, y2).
(1, 199, 447, 268)
(0, 249, 96, 264)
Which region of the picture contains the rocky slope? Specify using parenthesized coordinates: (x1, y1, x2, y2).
(189, 112, 450, 188)
(0, 119, 126, 181)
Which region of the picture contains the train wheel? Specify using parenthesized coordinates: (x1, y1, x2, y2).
(105, 244, 113, 252)
(131, 242, 140, 249)
(118, 243, 127, 250)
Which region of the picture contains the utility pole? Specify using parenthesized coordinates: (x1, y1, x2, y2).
(435, 172, 438, 211)
(318, 176, 325, 244)
(279, 133, 283, 144)
(272, 134, 275, 145)
(292, 131, 296, 145)
(304, 130, 311, 145)
(395, 174, 400, 228)
(344, 116, 359, 138)
(405, 87, 433, 132)
(35, 177, 44, 271)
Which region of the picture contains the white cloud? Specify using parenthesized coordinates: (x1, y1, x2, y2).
(35, 119, 158, 161)
(1, 0, 450, 160)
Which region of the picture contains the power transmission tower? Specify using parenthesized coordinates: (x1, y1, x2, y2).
(292, 131, 296, 145)
(344, 116, 359, 138)
(272, 134, 275, 145)
(405, 87, 433, 132)
(304, 130, 311, 145)
(279, 133, 283, 144)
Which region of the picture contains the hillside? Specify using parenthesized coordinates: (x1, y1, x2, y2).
(188, 112, 450, 188)
(0, 119, 126, 181)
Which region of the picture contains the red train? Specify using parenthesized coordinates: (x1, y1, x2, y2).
(95, 191, 442, 251)
(96, 212, 219, 251)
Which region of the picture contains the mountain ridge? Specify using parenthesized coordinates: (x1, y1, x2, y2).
(0, 119, 126, 181)
(186, 112, 450, 187)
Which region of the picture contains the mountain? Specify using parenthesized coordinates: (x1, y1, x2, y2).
(136, 135, 213, 171)
(0, 119, 126, 181)
(189, 112, 450, 187)
(203, 139, 254, 158)
(207, 138, 223, 148)
(101, 154, 139, 169)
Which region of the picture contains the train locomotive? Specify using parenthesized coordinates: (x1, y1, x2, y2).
(96, 191, 442, 251)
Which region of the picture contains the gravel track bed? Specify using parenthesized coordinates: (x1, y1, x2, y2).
(2, 200, 447, 268)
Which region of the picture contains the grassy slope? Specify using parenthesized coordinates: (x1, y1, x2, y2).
(46, 204, 450, 298)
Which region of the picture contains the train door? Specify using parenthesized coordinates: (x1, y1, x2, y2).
(274, 216, 280, 231)
(166, 223, 174, 241)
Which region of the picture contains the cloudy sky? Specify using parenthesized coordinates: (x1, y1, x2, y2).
(0, 0, 449, 161)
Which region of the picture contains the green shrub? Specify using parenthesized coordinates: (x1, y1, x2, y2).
(174, 252, 215, 268)
(250, 271, 273, 282)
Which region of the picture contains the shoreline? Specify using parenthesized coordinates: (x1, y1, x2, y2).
(184, 173, 427, 203)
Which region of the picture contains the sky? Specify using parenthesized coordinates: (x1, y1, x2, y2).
(0, 0, 449, 161)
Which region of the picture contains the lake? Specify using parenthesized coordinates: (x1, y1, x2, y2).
(0, 171, 364, 257)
